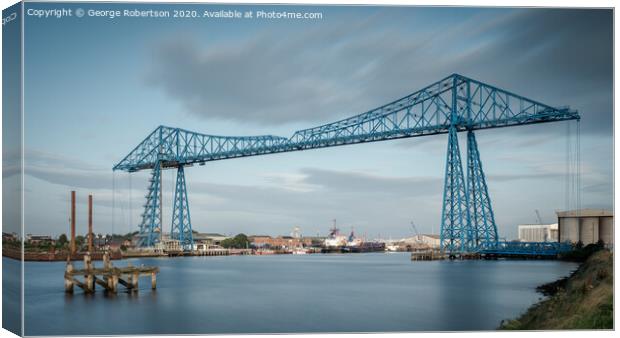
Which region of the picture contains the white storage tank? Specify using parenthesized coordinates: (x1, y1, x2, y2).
(556, 209, 613, 245)
(579, 217, 599, 245)
(559, 217, 579, 243)
(599, 216, 613, 245)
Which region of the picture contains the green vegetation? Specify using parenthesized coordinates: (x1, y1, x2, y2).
(220, 234, 250, 249)
(560, 240, 607, 262)
(75, 235, 85, 248)
(57, 233, 68, 246)
(500, 249, 613, 330)
(109, 231, 138, 241)
(2, 239, 21, 250)
(3, 231, 139, 253)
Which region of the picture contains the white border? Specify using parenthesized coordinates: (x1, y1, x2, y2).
(0, 1, 616, 338)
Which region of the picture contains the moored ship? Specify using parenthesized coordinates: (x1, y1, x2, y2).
(321, 221, 347, 253)
(322, 222, 385, 253)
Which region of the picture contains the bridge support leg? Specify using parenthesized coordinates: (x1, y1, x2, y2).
(440, 126, 471, 254)
(137, 162, 162, 247)
(171, 166, 194, 251)
(466, 131, 498, 250)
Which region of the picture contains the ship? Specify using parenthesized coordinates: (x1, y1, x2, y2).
(292, 248, 308, 255)
(341, 229, 363, 253)
(342, 237, 386, 253)
(322, 223, 386, 253)
(352, 241, 386, 253)
(343, 229, 386, 253)
(321, 220, 347, 253)
(385, 242, 400, 252)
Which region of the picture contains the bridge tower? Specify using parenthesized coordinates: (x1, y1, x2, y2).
(136, 161, 162, 247)
(466, 131, 498, 250)
(136, 161, 194, 250)
(170, 166, 194, 250)
(440, 76, 499, 254)
(440, 127, 471, 253)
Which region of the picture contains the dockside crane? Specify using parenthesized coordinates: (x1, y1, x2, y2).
(410, 221, 427, 249)
(535, 209, 543, 224)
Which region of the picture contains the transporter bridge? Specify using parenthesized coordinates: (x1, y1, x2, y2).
(113, 74, 580, 253)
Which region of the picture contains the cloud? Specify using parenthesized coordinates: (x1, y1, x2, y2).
(299, 168, 442, 196)
(24, 149, 113, 190)
(146, 8, 611, 137)
(26, 166, 112, 190)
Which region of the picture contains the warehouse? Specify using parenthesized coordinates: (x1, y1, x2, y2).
(556, 209, 613, 246)
(518, 223, 558, 242)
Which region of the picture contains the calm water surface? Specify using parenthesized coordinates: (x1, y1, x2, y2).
(17, 253, 577, 335)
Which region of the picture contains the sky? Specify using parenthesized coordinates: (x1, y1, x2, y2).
(13, 3, 613, 240)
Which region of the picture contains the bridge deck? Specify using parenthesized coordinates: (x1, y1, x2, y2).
(478, 241, 573, 257)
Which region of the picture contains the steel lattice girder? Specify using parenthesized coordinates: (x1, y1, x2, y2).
(440, 126, 471, 253)
(170, 166, 194, 251)
(466, 131, 499, 250)
(479, 241, 573, 256)
(136, 162, 162, 247)
(113, 74, 579, 172)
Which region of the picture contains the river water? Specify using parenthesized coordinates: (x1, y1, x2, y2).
(14, 253, 577, 335)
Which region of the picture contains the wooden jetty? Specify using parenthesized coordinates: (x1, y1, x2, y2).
(192, 248, 230, 256)
(410, 248, 445, 261)
(457, 252, 481, 260)
(64, 252, 159, 294)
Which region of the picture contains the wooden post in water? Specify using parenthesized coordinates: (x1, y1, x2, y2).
(132, 271, 139, 291)
(106, 275, 113, 291)
(88, 194, 94, 254)
(85, 275, 94, 293)
(64, 259, 74, 293)
(70, 191, 76, 256)
(151, 271, 157, 289)
(84, 253, 94, 292)
(112, 275, 118, 293)
(83, 253, 92, 270)
(103, 252, 110, 270)
(126, 261, 133, 289)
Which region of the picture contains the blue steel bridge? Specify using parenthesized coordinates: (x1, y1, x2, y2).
(113, 74, 580, 254)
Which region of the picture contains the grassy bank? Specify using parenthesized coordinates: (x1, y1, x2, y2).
(500, 249, 613, 330)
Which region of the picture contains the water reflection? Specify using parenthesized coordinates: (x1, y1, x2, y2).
(19, 253, 577, 335)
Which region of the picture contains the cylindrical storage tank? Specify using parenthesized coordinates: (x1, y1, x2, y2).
(599, 217, 613, 245)
(579, 217, 599, 245)
(560, 217, 579, 243)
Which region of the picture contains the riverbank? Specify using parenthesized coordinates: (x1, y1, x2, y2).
(2, 248, 122, 261)
(500, 249, 613, 330)
(3, 247, 379, 261)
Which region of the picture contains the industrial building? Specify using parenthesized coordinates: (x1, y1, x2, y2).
(557, 209, 613, 246)
(192, 233, 230, 246)
(518, 224, 558, 242)
(249, 235, 312, 249)
(399, 234, 441, 249)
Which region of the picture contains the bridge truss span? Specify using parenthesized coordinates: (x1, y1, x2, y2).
(113, 74, 580, 252)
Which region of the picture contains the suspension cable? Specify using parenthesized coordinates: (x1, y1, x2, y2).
(112, 171, 116, 236)
(565, 121, 571, 211)
(565, 120, 582, 214)
(576, 120, 581, 215)
(129, 173, 133, 234)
